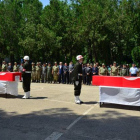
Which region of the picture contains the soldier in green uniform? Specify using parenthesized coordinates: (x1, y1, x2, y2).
(99, 63, 108, 76)
(72, 55, 84, 104)
(2, 61, 7, 72)
(31, 62, 36, 82)
(13, 62, 19, 72)
(52, 62, 59, 83)
(39, 62, 42, 80)
(36, 62, 41, 83)
(47, 62, 52, 83)
(111, 61, 118, 76)
(22, 56, 32, 99)
(120, 64, 129, 76)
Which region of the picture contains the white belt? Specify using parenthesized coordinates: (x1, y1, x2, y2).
(25, 71, 31, 73)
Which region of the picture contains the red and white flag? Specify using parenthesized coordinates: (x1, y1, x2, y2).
(92, 76, 140, 106)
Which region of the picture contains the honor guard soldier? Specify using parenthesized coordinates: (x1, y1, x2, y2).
(36, 62, 41, 83)
(2, 61, 7, 72)
(22, 56, 32, 99)
(99, 63, 108, 76)
(111, 61, 118, 76)
(31, 62, 36, 82)
(47, 62, 52, 83)
(39, 62, 42, 80)
(72, 55, 84, 104)
(52, 62, 59, 83)
(13, 62, 19, 72)
(41, 63, 47, 83)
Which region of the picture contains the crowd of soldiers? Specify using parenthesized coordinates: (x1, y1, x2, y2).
(0, 60, 139, 85)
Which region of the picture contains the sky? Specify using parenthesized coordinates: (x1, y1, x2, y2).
(39, 0, 50, 7)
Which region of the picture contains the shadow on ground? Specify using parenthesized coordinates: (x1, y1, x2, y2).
(0, 105, 140, 140)
(100, 103, 140, 111)
(0, 94, 47, 100)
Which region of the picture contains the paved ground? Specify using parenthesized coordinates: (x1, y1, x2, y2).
(0, 83, 140, 140)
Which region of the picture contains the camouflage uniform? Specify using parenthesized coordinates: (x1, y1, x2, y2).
(52, 65, 59, 82)
(2, 62, 7, 72)
(36, 63, 41, 82)
(47, 65, 52, 83)
(99, 65, 107, 75)
(31, 63, 36, 82)
(111, 66, 118, 76)
(13, 63, 19, 72)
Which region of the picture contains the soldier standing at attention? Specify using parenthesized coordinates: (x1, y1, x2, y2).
(47, 62, 52, 83)
(2, 61, 7, 72)
(72, 55, 84, 104)
(39, 62, 42, 81)
(99, 63, 108, 76)
(111, 62, 118, 76)
(31, 62, 36, 82)
(36, 62, 41, 83)
(13, 62, 19, 72)
(41, 63, 47, 83)
(52, 62, 59, 83)
(22, 56, 32, 99)
(120, 64, 128, 76)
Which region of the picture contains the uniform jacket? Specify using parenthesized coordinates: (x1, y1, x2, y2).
(22, 61, 32, 77)
(72, 62, 82, 81)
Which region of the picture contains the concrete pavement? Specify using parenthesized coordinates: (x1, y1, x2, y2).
(0, 83, 140, 140)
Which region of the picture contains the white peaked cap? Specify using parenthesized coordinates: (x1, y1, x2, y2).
(76, 55, 83, 60)
(23, 56, 29, 60)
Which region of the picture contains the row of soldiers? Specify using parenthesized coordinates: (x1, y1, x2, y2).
(31, 61, 74, 83)
(82, 61, 139, 85)
(0, 60, 138, 84)
(0, 61, 22, 72)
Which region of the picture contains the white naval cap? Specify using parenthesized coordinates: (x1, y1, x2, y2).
(23, 56, 29, 60)
(76, 55, 83, 60)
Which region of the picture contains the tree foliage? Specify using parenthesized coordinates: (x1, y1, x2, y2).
(0, 0, 140, 65)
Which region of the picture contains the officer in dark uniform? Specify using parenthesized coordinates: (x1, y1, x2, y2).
(22, 56, 32, 99)
(72, 55, 84, 104)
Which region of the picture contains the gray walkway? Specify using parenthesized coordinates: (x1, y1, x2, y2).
(0, 83, 140, 140)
